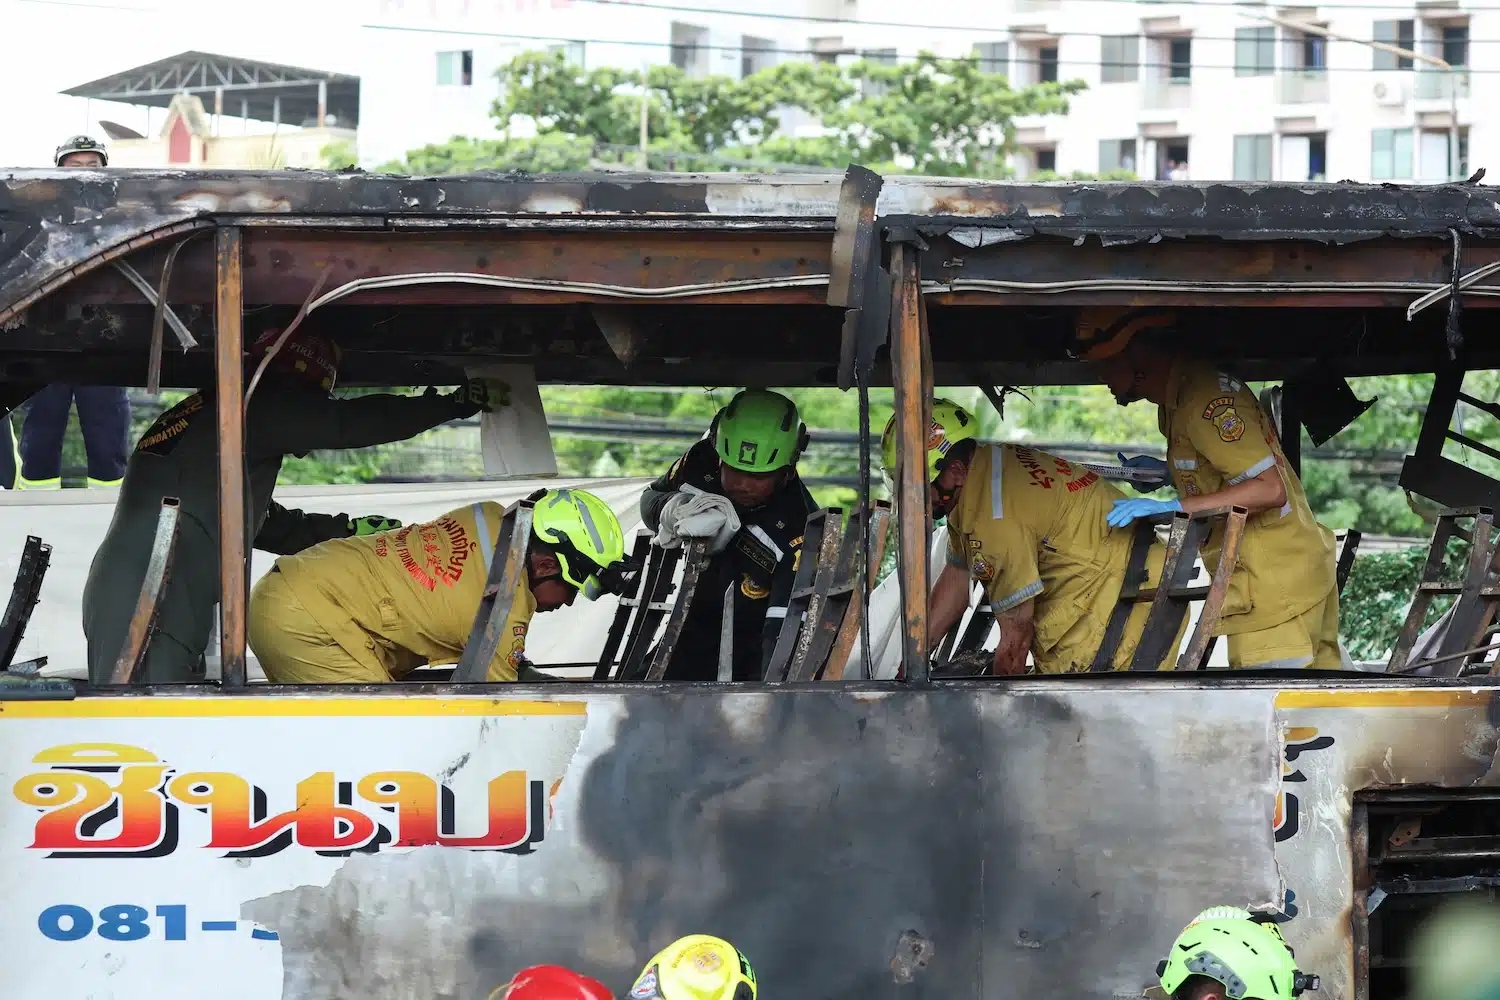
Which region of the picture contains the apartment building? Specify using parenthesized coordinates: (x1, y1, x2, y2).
(357, 0, 1482, 183)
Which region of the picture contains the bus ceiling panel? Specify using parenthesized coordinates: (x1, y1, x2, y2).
(49, 230, 835, 307)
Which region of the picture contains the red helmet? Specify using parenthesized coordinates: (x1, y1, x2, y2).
(493, 965, 613, 1000)
(249, 327, 341, 392)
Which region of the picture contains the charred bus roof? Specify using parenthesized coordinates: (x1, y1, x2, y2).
(2, 169, 1499, 392)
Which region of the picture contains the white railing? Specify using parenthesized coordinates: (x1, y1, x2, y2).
(1142, 78, 1192, 109)
(1275, 70, 1330, 104)
(1416, 68, 1470, 100)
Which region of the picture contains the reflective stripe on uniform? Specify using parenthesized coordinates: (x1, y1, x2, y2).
(472, 503, 494, 569)
(746, 525, 784, 562)
(990, 579, 1043, 614)
(1227, 454, 1276, 486)
(764, 606, 789, 618)
(16, 476, 61, 490)
(990, 444, 1004, 519)
(86, 477, 123, 488)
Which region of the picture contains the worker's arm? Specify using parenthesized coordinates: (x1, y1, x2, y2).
(253, 501, 355, 555)
(927, 561, 973, 650)
(1182, 374, 1292, 517)
(1179, 465, 1286, 517)
(247, 388, 477, 461)
(640, 439, 715, 531)
(991, 600, 1035, 676)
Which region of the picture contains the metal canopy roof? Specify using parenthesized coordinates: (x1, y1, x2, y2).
(61, 51, 359, 127)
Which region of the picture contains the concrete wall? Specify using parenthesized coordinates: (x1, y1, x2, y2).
(108, 128, 357, 170)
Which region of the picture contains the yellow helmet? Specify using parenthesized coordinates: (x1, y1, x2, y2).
(630, 935, 757, 1000)
(1070, 306, 1177, 361)
(880, 398, 978, 484)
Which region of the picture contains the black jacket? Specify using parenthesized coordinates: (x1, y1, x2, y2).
(640, 438, 815, 680)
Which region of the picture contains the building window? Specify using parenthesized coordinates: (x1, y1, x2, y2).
(1038, 45, 1059, 82)
(1037, 148, 1057, 172)
(436, 50, 473, 87)
(1233, 134, 1273, 180)
(1101, 35, 1139, 83)
(741, 36, 775, 78)
(1301, 33, 1327, 70)
(671, 22, 709, 75)
(810, 36, 848, 64)
(974, 41, 1009, 77)
(1371, 128, 1414, 180)
(1373, 20, 1415, 69)
(1442, 24, 1469, 67)
(1235, 27, 1274, 76)
(1168, 37, 1192, 80)
(549, 41, 586, 68)
(1279, 133, 1326, 181)
(860, 48, 897, 95)
(1099, 138, 1137, 174)
(1018, 41, 1059, 85)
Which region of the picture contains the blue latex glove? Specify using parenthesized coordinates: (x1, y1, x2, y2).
(1117, 452, 1169, 487)
(1106, 496, 1182, 528)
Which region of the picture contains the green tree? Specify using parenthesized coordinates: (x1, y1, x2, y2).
(378, 133, 595, 174)
(319, 139, 359, 170)
(393, 48, 1087, 178)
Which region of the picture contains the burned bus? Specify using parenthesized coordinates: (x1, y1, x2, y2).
(0, 167, 1496, 1000)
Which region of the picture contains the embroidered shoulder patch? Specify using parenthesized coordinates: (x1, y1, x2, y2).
(1203, 396, 1246, 442)
(971, 552, 996, 582)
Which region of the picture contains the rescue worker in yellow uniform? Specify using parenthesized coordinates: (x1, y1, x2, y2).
(1073, 307, 1341, 669)
(884, 399, 1185, 675)
(249, 488, 628, 683)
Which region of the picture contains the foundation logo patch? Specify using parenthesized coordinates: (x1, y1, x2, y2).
(971, 552, 996, 582)
(1203, 396, 1245, 443)
(740, 574, 770, 600)
(737, 441, 758, 466)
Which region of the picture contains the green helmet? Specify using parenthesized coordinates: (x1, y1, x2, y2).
(530, 488, 626, 600)
(881, 398, 978, 483)
(715, 390, 806, 473)
(1158, 908, 1318, 1000)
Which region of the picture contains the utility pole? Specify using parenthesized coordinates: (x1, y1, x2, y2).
(1250, 13, 1461, 182)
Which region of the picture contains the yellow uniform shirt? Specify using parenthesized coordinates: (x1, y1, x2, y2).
(947, 444, 1160, 670)
(274, 502, 535, 682)
(1160, 362, 1336, 635)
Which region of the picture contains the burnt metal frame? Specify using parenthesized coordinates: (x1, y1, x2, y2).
(452, 500, 534, 684)
(109, 498, 181, 684)
(0, 535, 51, 671)
(1388, 507, 1500, 676)
(11, 174, 1500, 689)
(644, 539, 711, 681)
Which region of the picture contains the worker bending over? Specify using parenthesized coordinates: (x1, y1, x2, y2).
(1074, 307, 1340, 669)
(639, 389, 815, 680)
(1157, 906, 1319, 1000)
(890, 399, 1185, 674)
(250, 488, 627, 683)
(83, 324, 491, 683)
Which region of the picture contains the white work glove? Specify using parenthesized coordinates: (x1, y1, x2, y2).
(653, 486, 741, 554)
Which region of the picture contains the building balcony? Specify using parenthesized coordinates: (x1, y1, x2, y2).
(1275, 69, 1329, 105)
(1415, 68, 1471, 101)
(1142, 78, 1191, 109)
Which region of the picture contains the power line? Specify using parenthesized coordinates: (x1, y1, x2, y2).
(575, 0, 1500, 23)
(363, 24, 1499, 74)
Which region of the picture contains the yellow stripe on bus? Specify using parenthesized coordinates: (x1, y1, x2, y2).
(1276, 689, 1496, 710)
(0, 698, 588, 719)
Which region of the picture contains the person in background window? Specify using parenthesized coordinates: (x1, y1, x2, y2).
(17, 136, 130, 490)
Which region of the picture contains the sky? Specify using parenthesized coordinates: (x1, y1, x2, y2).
(0, 0, 360, 167)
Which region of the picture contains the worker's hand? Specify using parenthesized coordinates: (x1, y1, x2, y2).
(449, 378, 503, 415)
(1117, 452, 1170, 488)
(672, 491, 741, 554)
(351, 515, 401, 536)
(1106, 496, 1183, 528)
